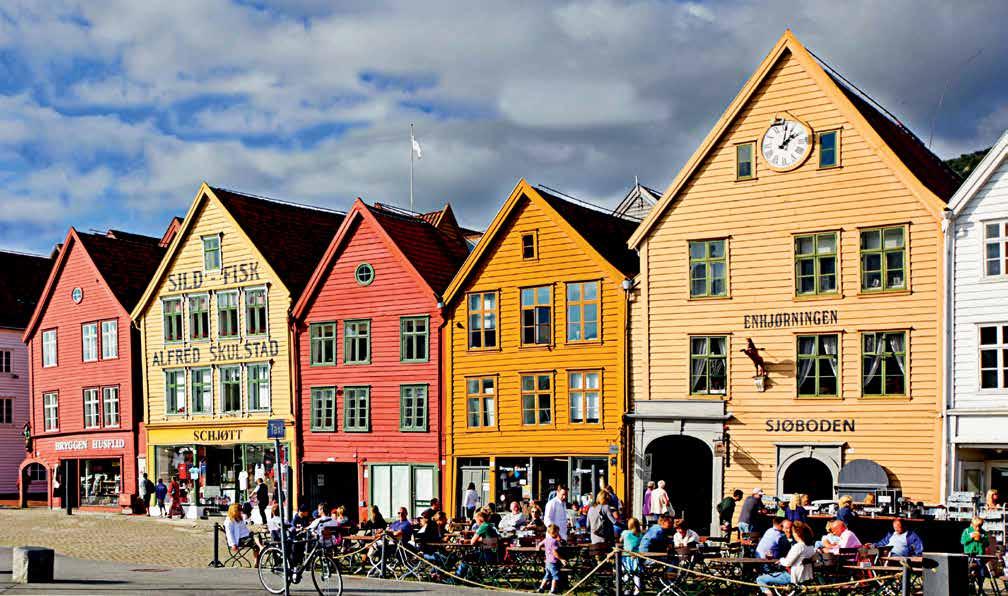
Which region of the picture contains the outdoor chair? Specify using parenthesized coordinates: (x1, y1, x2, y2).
(219, 526, 259, 568)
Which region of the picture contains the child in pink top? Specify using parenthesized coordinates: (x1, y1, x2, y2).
(537, 524, 568, 594)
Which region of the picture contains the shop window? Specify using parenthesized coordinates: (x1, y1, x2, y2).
(221, 366, 242, 413)
(520, 286, 551, 345)
(569, 371, 601, 423)
(82, 323, 98, 362)
(310, 387, 336, 432)
(521, 232, 538, 260)
(245, 287, 268, 336)
(566, 281, 599, 342)
(344, 386, 370, 431)
(344, 320, 370, 364)
(736, 142, 755, 180)
(521, 374, 552, 425)
(979, 324, 1008, 389)
(309, 322, 337, 366)
(818, 130, 840, 168)
(0, 350, 9, 373)
(101, 320, 118, 359)
(860, 226, 906, 292)
(217, 291, 239, 338)
(400, 384, 428, 432)
(191, 367, 213, 414)
(794, 232, 838, 295)
(689, 239, 728, 297)
(43, 392, 58, 430)
(202, 235, 221, 271)
(247, 363, 270, 412)
(466, 377, 496, 428)
(0, 398, 11, 424)
(400, 317, 429, 362)
(165, 369, 186, 415)
(467, 292, 498, 350)
(102, 386, 120, 427)
(162, 298, 183, 343)
(80, 459, 121, 507)
(862, 331, 906, 396)
(797, 334, 839, 397)
(690, 335, 728, 395)
(983, 221, 1008, 277)
(189, 294, 210, 340)
(83, 388, 100, 428)
(42, 329, 58, 367)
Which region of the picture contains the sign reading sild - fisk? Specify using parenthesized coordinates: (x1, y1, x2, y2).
(166, 260, 261, 291)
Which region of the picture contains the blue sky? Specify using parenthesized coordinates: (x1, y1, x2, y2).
(0, 0, 1006, 253)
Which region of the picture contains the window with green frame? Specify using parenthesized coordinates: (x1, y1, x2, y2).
(818, 130, 839, 168)
(736, 142, 755, 179)
(162, 298, 183, 343)
(309, 322, 336, 365)
(862, 331, 906, 396)
(310, 386, 336, 431)
(221, 365, 242, 413)
(400, 385, 428, 431)
(860, 226, 906, 291)
(400, 317, 429, 362)
(689, 336, 727, 395)
(344, 386, 370, 431)
(188, 294, 210, 340)
(202, 235, 221, 271)
(245, 287, 268, 335)
(689, 239, 727, 297)
(797, 334, 839, 396)
(795, 232, 838, 295)
(344, 320, 371, 364)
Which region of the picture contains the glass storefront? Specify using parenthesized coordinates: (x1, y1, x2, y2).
(154, 442, 289, 511)
(80, 459, 121, 506)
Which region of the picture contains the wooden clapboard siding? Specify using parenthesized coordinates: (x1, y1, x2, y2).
(0, 329, 30, 493)
(636, 46, 945, 503)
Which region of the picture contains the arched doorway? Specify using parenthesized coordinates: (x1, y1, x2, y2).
(19, 462, 48, 507)
(646, 435, 713, 534)
(782, 457, 833, 501)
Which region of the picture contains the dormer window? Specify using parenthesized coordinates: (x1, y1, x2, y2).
(202, 235, 221, 271)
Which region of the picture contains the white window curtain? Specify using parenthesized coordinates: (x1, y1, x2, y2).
(822, 335, 839, 376)
(863, 334, 883, 386)
(887, 333, 905, 375)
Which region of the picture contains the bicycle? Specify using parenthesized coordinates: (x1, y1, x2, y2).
(258, 528, 343, 596)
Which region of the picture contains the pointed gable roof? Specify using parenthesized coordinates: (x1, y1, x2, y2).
(629, 30, 956, 248)
(0, 250, 52, 330)
(442, 179, 640, 307)
(949, 129, 1008, 215)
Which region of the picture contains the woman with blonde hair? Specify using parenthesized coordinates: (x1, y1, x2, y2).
(836, 495, 856, 525)
(785, 493, 809, 523)
(225, 502, 261, 557)
(985, 489, 1000, 510)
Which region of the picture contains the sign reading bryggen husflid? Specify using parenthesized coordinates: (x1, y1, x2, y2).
(130, 184, 344, 518)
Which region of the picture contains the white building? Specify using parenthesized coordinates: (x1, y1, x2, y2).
(945, 129, 1008, 499)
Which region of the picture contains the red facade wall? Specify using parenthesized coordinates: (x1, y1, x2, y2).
(298, 216, 443, 500)
(25, 238, 141, 506)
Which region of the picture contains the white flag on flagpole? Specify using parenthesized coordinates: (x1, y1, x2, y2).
(411, 132, 423, 159)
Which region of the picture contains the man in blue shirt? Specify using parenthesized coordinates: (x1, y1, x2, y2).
(755, 516, 791, 559)
(388, 507, 414, 542)
(874, 518, 924, 557)
(639, 515, 673, 552)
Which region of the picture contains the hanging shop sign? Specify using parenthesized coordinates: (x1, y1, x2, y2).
(744, 309, 839, 329)
(765, 418, 855, 433)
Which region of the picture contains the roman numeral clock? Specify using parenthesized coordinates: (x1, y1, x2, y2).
(760, 113, 813, 171)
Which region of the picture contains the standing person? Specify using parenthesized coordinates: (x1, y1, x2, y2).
(254, 478, 269, 525)
(650, 480, 672, 518)
(604, 484, 622, 514)
(154, 478, 168, 517)
(587, 491, 617, 561)
(138, 473, 152, 514)
(168, 477, 183, 519)
(536, 524, 568, 595)
(738, 488, 765, 535)
(756, 521, 817, 594)
(544, 486, 570, 541)
(717, 489, 744, 533)
(620, 517, 643, 592)
(642, 481, 655, 524)
(463, 482, 480, 520)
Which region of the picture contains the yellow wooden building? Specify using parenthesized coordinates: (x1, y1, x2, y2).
(626, 31, 961, 533)
(441, 180, 639, 516)
(131, 183, 344, 516)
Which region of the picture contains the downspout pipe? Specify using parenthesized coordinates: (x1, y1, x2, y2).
(940, 208, 954, 503)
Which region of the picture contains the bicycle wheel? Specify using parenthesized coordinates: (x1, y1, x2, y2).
(311, 553, 344, 596)
(257, 545, 289, 595)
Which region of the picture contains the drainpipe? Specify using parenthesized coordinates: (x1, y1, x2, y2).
(940, 208, 954, 503)
(621, 278, 635, 513)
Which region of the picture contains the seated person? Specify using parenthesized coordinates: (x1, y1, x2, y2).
(413, 512, 442, 554)
(961, 516, 989, 556)
(671, 518, 700, 549)
(874, 518, 923, 557)
(292, 502, 313, 531)
(757, 521, 817, 594)
(639, 514, 674, 553)
(755, 516, 792, 559)
(420, 497, 441, 520)
(224, 502, 262, 557)
(267, 503, 283, 542)
(387, 507, 414, 543)
(526, 506, 546, 532)
(499, 501, 528, 533)
(470, 510, 500, 546)
(361, 505, 388, 533)
(835, 495, 857, 526)
(819, 520, 861, 554)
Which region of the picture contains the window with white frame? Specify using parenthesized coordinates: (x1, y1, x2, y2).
(165, 369, 186, 415)
(569, 371, 601, 423)
(82, 323, 98, 362)
(984, 221, 1008, 277)
(310, 386, 336, 431)
(344, 386, 370, 431)
(101, 320, 118, 359)
(245, 287, 268, 336)
(43, 392, 58, 430)
(221, 366, 241, 413)
(0, 350, 10, 373)
(102, 386, 120, 427)
(217, 291, 239, 338)
(189, 294, 210, 340)
(247, 363, 270, 411)
(344, 320, 370, 364)
(979, 324, 1008, 389)
(42, 329, 58, 367)
(191, 368, 213, 414)
(83, 388, 100, 428)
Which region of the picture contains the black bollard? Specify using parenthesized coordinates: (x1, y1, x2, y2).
(379, 536, 387, 578)
(209, 522, 224, 568)
(901, 560, 911, 596)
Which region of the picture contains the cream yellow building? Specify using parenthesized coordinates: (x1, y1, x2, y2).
(131, 184, 344, 516)
(627, 31, 960, 533)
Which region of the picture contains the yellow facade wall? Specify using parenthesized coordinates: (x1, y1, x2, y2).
(636, 49, 943, 503)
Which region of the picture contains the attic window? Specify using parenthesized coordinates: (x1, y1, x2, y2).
(355, 263, 375, 286)
(818, 130, 840, 168)
(202, 235, 221, 271)
(736, 142, 755, 180)
(521, 232, 538, 260)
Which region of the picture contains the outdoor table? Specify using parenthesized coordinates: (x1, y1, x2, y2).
(505, 546, 544, 580)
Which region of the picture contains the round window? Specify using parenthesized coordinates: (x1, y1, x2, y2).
(355, 263, 375, 286)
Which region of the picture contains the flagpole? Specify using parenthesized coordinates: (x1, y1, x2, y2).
(409, 122, 414, 212)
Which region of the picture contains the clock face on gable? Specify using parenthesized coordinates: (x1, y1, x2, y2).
(760, 116, 812, 171)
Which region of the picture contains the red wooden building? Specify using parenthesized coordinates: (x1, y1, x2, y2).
(20, 225, 175, 510)
(292, 200, 469, 519)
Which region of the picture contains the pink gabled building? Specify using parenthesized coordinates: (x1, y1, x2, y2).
(0, 250, 53, 499)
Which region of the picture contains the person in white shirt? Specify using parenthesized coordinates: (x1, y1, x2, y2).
(650, 480, 672, 518)
(463, 482, 481, 520)
(757, 521, 817, 594)
(499, 501, 528, 533)
(672, 518, 700, 548)
(544, 486, 570, 540)
(224, 502, 261, 557)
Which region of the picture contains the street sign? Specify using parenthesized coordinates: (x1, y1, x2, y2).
(267, 419, 286, 439)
